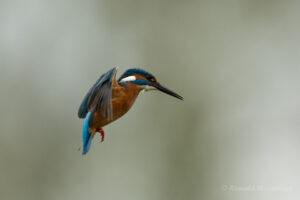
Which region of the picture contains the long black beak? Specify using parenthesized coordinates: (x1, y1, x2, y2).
(152, 83, 184, 100)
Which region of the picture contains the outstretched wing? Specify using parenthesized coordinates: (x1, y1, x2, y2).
(77, 67, 118, 121)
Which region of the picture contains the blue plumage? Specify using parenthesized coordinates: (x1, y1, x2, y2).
(77, 89, 92, 118)
(131, 79, 152, 86)
(118, 68, 154, 82)
(82, 112, 93, 155)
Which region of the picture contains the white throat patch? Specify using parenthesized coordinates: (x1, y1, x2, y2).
(141, 85, 157, 93)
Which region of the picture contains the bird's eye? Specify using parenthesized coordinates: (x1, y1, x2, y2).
(148, 77, 155, 82)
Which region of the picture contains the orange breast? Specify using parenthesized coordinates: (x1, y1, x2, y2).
(90, 83, 141, 132)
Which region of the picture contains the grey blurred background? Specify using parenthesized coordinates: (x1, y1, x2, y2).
(0, 0, 299, 200)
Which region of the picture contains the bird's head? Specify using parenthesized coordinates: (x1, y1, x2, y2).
(118, 68, 183, 100)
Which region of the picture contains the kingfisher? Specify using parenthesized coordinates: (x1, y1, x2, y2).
(78, 67, 183, 154)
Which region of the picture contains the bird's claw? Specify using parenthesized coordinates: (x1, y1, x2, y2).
(97, 127, 105, 142)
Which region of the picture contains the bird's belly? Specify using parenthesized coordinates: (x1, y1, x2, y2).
(92, 86, 140, 129)
(111, 99, 133, 120)
(92, 100, 134, 129)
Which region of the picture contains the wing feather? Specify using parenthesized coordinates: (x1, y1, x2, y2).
(78, 67, 118, 121)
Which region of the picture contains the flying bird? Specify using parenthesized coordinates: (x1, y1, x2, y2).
(78, 67, 183, 154)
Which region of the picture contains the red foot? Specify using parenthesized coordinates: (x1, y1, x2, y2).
(96, 127, 105, 142)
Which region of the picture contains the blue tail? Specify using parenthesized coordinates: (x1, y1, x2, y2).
(82, 112, 93, 155)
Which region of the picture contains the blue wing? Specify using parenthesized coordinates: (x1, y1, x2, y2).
(77, 67, 118, 121)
